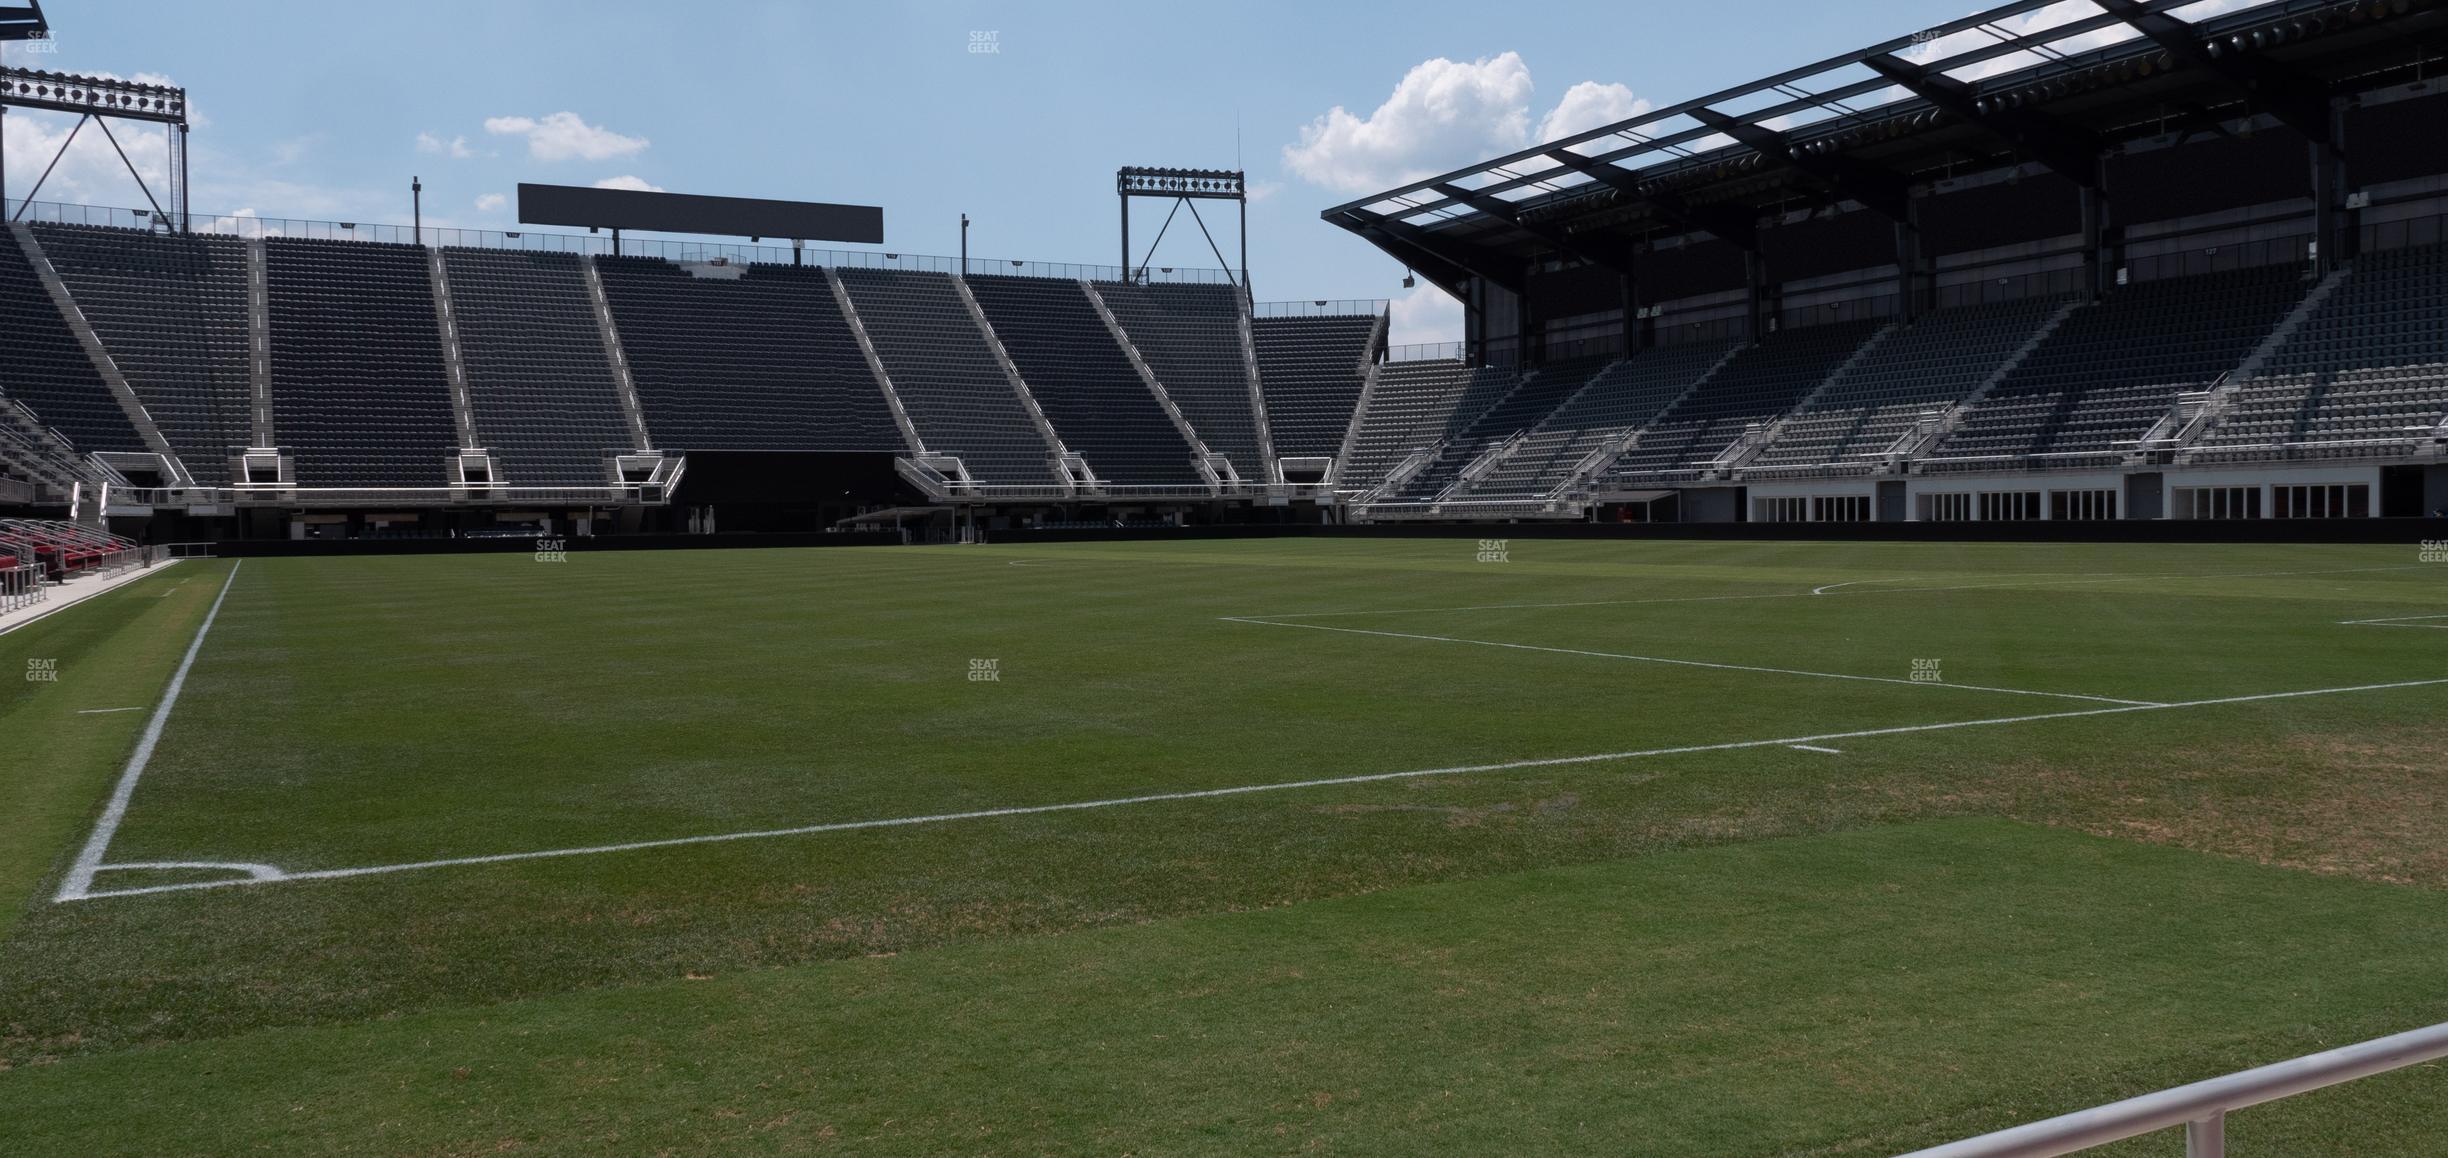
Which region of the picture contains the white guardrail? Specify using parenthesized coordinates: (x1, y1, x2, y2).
(1902, 1020, 2448, 1158)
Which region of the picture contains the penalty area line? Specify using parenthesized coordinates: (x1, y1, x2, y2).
(60, 674, 2448, 903)
(52, 560, 244, 903)
(1220, 616, 2162, 707)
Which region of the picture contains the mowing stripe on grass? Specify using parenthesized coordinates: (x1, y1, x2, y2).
(60, 674, 2448, 903)
(1221, 616, 2163, 707)
(1240, 564, 2430, 622)
(52, 561, 243, 904)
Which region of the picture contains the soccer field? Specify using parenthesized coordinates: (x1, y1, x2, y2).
(5, 538, 2447, 1154)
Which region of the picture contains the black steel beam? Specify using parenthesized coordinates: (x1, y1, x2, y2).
(1328, 209, 1510, 296)
(1428, 182, 1640, 275)
(0, 2, 44, 42)
(2095, 0, 2332, 143)
(1860, 53, 2102, 186)
(1325, 0, 2225, 228)
(1541, 150, 1758, 250)
(1688, 108, 1912, 222)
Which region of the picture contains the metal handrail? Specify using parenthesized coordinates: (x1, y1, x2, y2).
(3, 197, 1239, 284)
(1902, 1020, 2448, 1158)
(1386, 341, 1467, 363)
(1250, 299, 1389, 319)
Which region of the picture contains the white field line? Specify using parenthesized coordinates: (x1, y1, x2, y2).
(53, 560, 243, 903)
(1811, 579, 1915, 595)
(1235, 564, 2432, 622)
(75, 706, 146, 715)
(62, 675, 2448, 903)
(1790, 744, 1844, 754)
(1220, 616, 2163, 707)
(2341, 614, 2448, 630)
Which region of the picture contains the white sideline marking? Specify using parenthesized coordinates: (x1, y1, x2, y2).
(1811, 579, 1911, 595)
(97, 860, 288, 882)
(75, 707, 146, 715)
(2341, 614, 2448, 631)
(1790, 744, 1844, 754)
(60, 674, 2448, 902)
(52, 561, 243, 904)
(1220, 616, 2163, 707)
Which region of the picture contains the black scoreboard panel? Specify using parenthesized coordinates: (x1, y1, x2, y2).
(518, 184, 884, 244)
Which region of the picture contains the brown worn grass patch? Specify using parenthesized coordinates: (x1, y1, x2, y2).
(1854, 725, 2448, 888)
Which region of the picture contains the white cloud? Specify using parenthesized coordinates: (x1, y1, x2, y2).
(1245, 180, 1284, 203)
(592, 175, 664, 193)
(1537, 81, 1649, 145)
(1284, 54, 1650, 194)
(1284, 54, 1535, 194)
(474, 192, 507, 212)
(416, 131, 475, 159)
(483, 112, 648, 162)
(1388, 281, 1464, 347)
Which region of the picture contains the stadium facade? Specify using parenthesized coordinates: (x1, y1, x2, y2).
(0, 0, 2443, 542)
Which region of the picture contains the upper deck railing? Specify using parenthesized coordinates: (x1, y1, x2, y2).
(2, 198, 1241, 284)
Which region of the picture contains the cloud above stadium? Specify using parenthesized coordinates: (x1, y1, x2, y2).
(416, 132, 477, 160)
(483, 112, 649, 163)
(1387, 281, 1465, 348)
(591, 175, 666, 193)
(1283, 53, 1649, 194)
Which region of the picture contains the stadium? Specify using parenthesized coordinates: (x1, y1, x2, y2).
(4, 0, 2448, 1153)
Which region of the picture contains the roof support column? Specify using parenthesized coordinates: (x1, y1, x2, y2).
(1465, 277, 1487, 367)
(1894, 195, 1929, 322)
(1744, 248, 1769, 340)
(2081, 158, 2114, 301)
(1517, 281, 1537, 367)
(2314, 103, 2354, 273)
(1620, 271, 1645, 356)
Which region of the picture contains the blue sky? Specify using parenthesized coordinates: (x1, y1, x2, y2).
(4, 0, 1996, 341)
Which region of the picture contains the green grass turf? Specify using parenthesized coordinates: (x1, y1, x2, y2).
(3, 820, 2445, 1155)
(0, 562, 232, 939)
(3, 539, 2446, 1152)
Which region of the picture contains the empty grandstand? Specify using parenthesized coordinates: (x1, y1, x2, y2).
(2, 0, 2446, 540)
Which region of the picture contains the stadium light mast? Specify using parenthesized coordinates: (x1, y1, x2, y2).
(1116, 167, 1248, 296)
(0, 60, 192, 231)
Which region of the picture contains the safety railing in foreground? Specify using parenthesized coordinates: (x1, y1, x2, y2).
(1901, 1020, 2448, 1158)
(1, 559, 41, 613)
